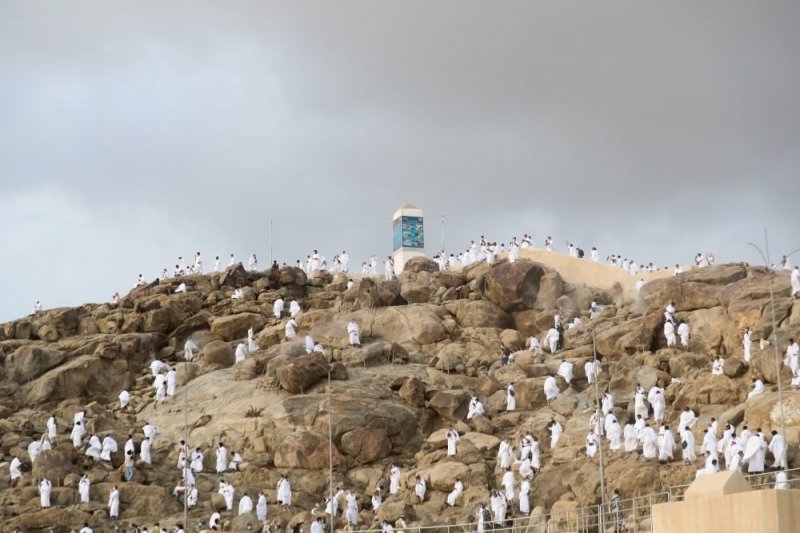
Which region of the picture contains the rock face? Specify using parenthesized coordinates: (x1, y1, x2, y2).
(0, 260, 796, 531)
(484, 261, 546, 312)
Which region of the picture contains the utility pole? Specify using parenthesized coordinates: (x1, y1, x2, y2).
(269, 219, 274, 265)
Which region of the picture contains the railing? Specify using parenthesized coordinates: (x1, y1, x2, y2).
(349, 492, 668, 533)
(667, 466, 800, 502)
(348, 467, 800, 533)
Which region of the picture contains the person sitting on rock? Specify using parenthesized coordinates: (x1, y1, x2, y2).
(466, 397, 485, 420)
(711, 356, 724, 375)
(747, 378, 765, 399)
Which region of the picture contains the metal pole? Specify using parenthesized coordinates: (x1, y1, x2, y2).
(441, 215, 445, 254)
(749, 230, 788, 470)
(764, 229, 788, 470)
(270, 219, 274, 266)
(328, 368, 334, 533)
(592, 334, 607, 532)
(184, 365, 188, 526)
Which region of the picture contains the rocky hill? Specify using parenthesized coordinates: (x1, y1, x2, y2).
(0, 251, 798, 532)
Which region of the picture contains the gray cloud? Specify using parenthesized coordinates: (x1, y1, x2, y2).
(1, 0, 799, 321)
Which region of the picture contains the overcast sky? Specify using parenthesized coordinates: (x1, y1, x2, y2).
(1, 1, 799, 322)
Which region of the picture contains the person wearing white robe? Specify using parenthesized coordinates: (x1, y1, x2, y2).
(150, 359, 166, 376)
(9, 457, 22, 486)
(604, 413, 618, 438)
(28, 439, 43, 464)
(273, 298, 285, 319)
(108, 485, 120, 519)
(748, 378, 766, 399)
(154, 372, 167, 404)
(166, 367, 177, 396)
(39, 478, 52, 508)
(711, 356, 724, 375)
(545, 327, 560, 354)
(701, 430, 719, 461)
(222, 482, 235, 511)
(664, 321, 676, 348)
(502, 468, 515, 501)
(235, 343, 247, 363)
(101, 435, 118, 461)
(446, 428, 460, 456)
(187, 485, 198, 508)
(175, 282, 187, 294)
(658, 426, 676, 462)
(785, 339, 800, 373)
(730, 450, 744, 472)
(256, 491, 268, 521)
(634, 390, 649, 420)
(140, 437, 152, 464)
(544, 376, 560, 404)
(743, 328, 753, 362)
(85, 435, 102, 459)
(79, 474, 91, 503)
(228, 451, 243, 470)
(284, 318, 298, 340)
(678, 407, 698, 431)
(347, 320, 361, 346)
(681, 427, 697, 462)
(528, 336, 542, 356)
(586, 431, 600, 458)
(769, 431, 787, 468)
(506, 384, 516, 411)
(519, 478, 531, 514)
(277, 475, 292, 506)
(775, 471, 789, 490)
(71, 420, 86, 447)
(792, 266, 800, 298)
(651, 390, 666, 423)
(304, 335, 315, 354)
(466, 397, 485, 419)
(447, 479, 464, 507)
(557, 361, 573, 385)
(624, 422, 638, 452)
(385, 257, 395, 280)
(209, 510, 222, 529)
(549, 420, 563, 448)
(231, 287, 243, 300)
(498, 440, 514, 471)
(519, 433, 533, 461)
(288, 300, 301, 319)
(602, 392, 614, 416)
(248, 253, 258, 271)
(247, 327, 259, 352)
(530, 437, 541, 471)
(414, 476, 426, 503)
(215, 443, 228, 474)
(608, 420, 622, 452)
(641, 426, 658, 459)
(492, 490, 508, 524)
(119, 390, 131, 410)
(346, 490, 360, 524)
(46, 415, 57, 442)
(745, 434, 767, 473)
(585, 360, 600, 385)
(677, 321, 690, 350)
(239, 493, 254, 515)
(190, 448, 204, 472)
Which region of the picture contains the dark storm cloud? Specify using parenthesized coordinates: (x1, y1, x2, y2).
(1, 0, 799, 320)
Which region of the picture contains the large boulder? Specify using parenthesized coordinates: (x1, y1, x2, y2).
(445, 301, 511, 329)
(273, 429, 345, 469)
(429, 390, 471, 420)
(201, 340, 234, 368)
(270, 352, 330, 394)
(402, 256, 440, 274)
(31, 450, 73, 483)
(340, 428, 392, 463)
(398, 377, 426, 407)
(484, 261, 546, 312)
(210, 313, 266, 341)
(5, 346, 66, 383)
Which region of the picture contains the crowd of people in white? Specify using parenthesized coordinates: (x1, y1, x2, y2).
(17, 237, 800, 531)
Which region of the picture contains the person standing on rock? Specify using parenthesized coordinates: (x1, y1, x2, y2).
(543, 376, 559, 405)
(769, 430, 787, 469)
(78, 473, 91, 503)
(46, 414, 57, 443)
(446, 478, 464, 507)
(624, 419, 638, 453)
(586, 431, 599, 458)
(140, 436, 152, 465)
(680, 426, 696, 462)
(527, 336, 542, 358)
(347, 319, 361, 346)
(166, 367, 177, 397)
(124, 450, 136, 482)
(108, 485, 120, 519)
(544, 327, 559, 354)
(235, 342, 248, 363)
(446, 427, 460, 456)
(239, 493, 254, 515)
(215, 443, 228, 474)
(414, 476, 426, 503)
(9, 456, 22, 487)
(256, 490, 268, 521)
(119, 389, 131, 410)
(658, 425, 676, 463)
(273, 298, 285, 319)
(389, 464, 401, 495)
(385, 256, 395, 280)
(677, 320, 691, 351)
(506, 384, 516, 411)
(248, 327, 259, 353)
(248, 253, 258, 271)
(277, 474, 292, 507)
(664, 321, 676, 350)
(548, 419, 563, 449)
(641, 424, 658, 459)
(285, 318, 298, 340)
(346, 489, 360, 524)
(743, 328, 753, 363)
(791, 266, 800, 298)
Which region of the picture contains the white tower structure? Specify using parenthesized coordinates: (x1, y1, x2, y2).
(392, 203, 425, 274)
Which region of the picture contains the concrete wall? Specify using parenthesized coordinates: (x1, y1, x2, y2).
(652, 489, 800, 532)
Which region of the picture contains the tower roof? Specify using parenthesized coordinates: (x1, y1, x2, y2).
(398, 202, 419, 210)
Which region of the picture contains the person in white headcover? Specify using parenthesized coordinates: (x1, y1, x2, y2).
(273, 298, 284, 319)
(347, 320, 361, 346)
(544, 376, 559, 404)
(743, 328, 753, 362)
(557, 360, 573, 385)
(248, 327, 259, 352)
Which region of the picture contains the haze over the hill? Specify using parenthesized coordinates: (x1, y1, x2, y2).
(1, 0, 799, 322)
